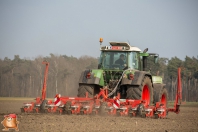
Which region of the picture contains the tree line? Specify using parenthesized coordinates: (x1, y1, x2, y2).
(147, 55, 198, 102)
(0, 54, 198, 101)
(0, 54, 98, 98)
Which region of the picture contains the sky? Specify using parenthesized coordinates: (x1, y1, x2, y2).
(0, 0, 198, 60)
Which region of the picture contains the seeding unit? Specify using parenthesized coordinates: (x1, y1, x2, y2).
(21, 40, 182, 119)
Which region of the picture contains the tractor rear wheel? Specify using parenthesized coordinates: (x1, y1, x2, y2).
(78, 85, 94, 98)
(126, 76, 153, 105)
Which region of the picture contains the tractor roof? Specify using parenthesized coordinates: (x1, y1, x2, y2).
(100, 42, 141, 52)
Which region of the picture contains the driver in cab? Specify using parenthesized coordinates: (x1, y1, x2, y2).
(115, 54, 125, 66)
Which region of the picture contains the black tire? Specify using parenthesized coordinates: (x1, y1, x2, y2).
(67, 110, 72, 115)
(128, 112, 133, 117)
(153, 84, 168, 107)
(126, 76, 153, 105)
(20, 108, 25, 113)
(58, 109, 62, 115)
(137, 103, 145, 116)
(116, 110, 121, 116)
(80, 110, 84, 115)
(40, 100, 48, 113)
(64, 101, 71, 115)
(78, 85, 94, 98)
(44, 109, 48, 113)
(154, 114, 159, 119)
(33, 109, 37, 113)
(142, 113, 146, 118)
(91, 111, 96, 115)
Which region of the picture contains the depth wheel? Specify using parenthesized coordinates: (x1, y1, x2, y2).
(67, 110, 72, 115)
(44, 109, 48, 113)
(20, 108, 25, 113)
(154, 114, 159, 119)
(33, 109, 37, 113)
(65, 101, 71, 115)
(58, 108, 64, 115)
(40, 100, 48, 113)
(99, 102, 107, 116)
(141, 113, 146, 118)
(116, 110, 121, 116)
(128, 112, 132, 117)
(80, 111, 84, 115)
(137, 104, 145, 117)
(91, 111, 96, 115)
(58, 110, 62, 115)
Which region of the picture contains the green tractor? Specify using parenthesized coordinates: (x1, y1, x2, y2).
(78, 39, 168, 106)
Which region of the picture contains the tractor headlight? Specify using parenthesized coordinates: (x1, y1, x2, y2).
(123, 74, 127, 78)
(128, 73, 134, 80)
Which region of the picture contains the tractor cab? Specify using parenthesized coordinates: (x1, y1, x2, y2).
(98, 42, 141, 70)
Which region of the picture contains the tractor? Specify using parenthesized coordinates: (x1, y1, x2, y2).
(78, 38, 168, 109)
(21, 38, 181, 117)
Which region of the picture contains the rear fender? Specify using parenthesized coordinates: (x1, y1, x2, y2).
(121, 71, 153, 86)
(78, 69, 104, 86)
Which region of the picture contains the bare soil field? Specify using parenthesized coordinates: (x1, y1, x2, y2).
(0, 99, 198, 132)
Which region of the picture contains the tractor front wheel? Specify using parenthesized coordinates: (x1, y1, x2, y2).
(153, 85, 168, 108)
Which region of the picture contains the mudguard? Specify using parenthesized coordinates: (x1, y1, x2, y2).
(78, 69, 104, 86)
(121, 71, 152, 86)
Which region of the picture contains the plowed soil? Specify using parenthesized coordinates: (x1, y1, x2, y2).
(0, 99, 198, 132)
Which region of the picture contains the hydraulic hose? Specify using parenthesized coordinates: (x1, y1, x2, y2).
(107, 68, 133, 97)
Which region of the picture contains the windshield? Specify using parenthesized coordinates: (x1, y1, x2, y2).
(99, 51, 139, 70)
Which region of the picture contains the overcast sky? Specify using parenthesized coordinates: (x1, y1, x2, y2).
(0, 0, 198, 60)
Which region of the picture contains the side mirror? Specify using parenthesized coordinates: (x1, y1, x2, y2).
(154, 55, 159, 63)
(148, 53, 159, 63)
